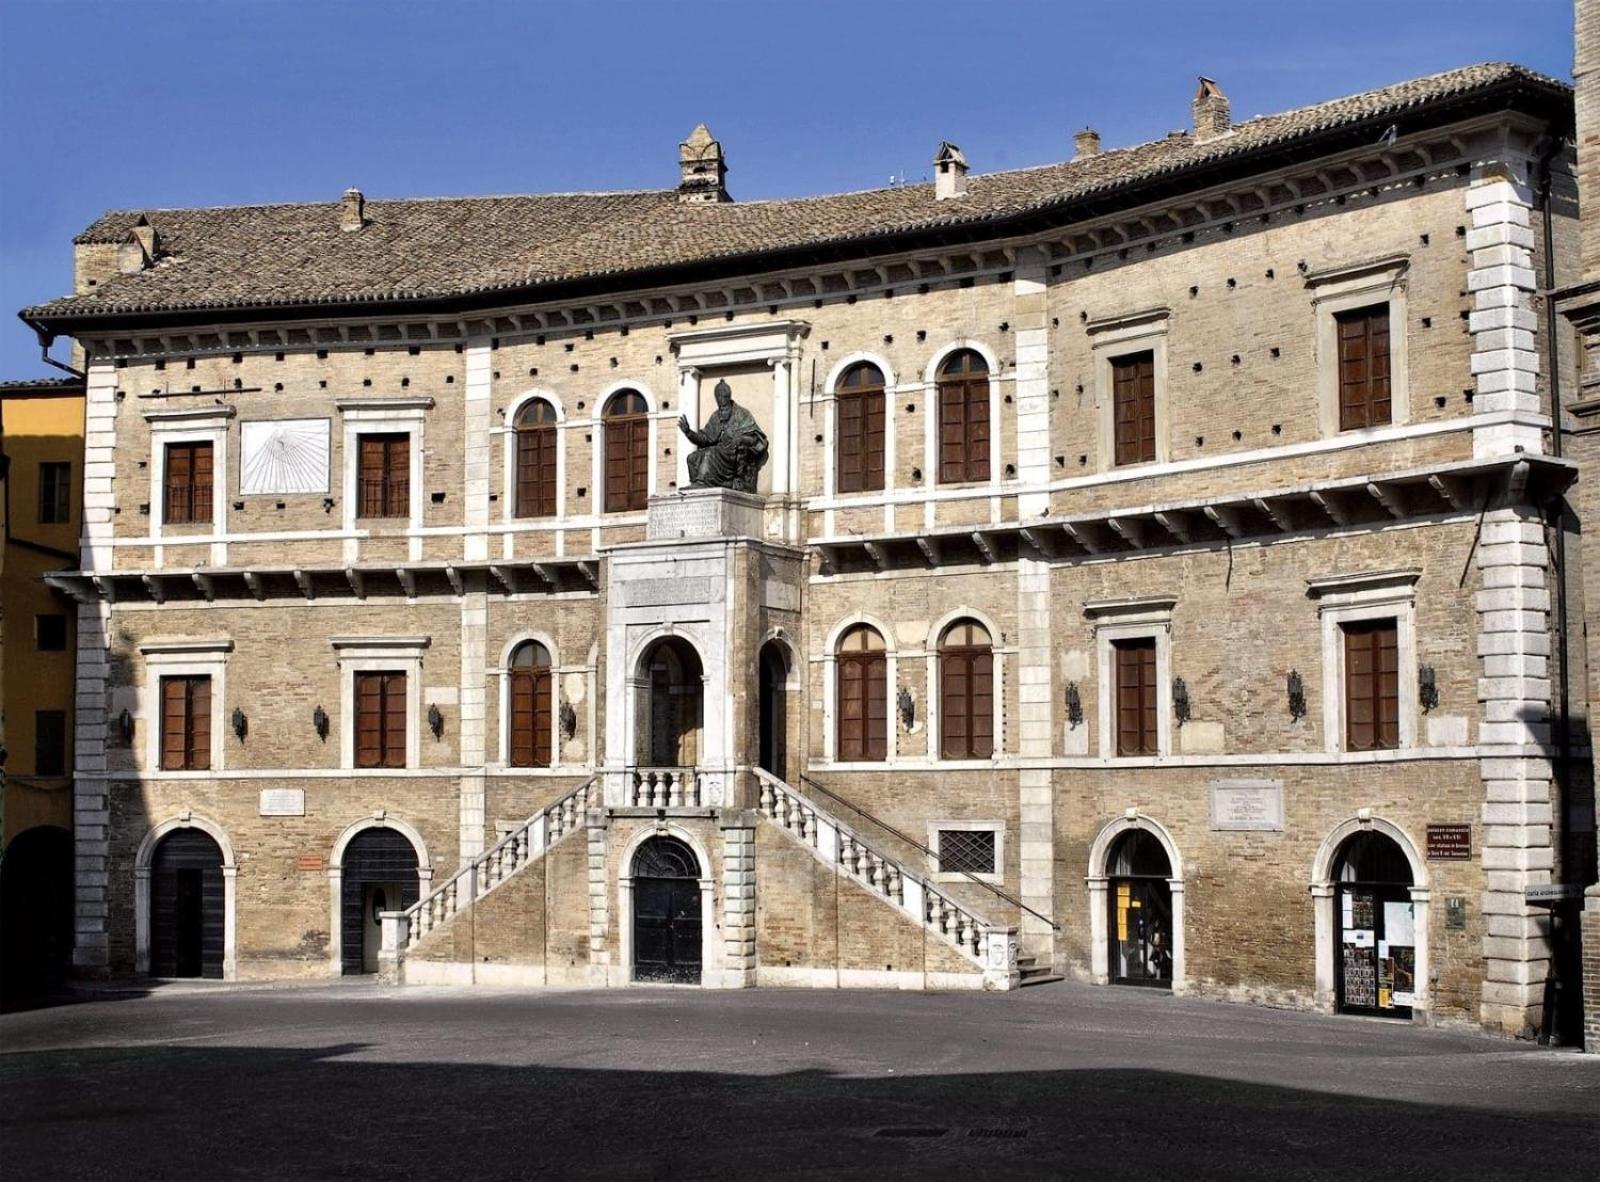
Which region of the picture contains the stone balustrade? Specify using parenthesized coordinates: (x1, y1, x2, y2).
(629, 766, 703, 809)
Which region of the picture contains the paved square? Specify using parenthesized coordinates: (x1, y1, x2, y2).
(2, 981, 1595, 1179)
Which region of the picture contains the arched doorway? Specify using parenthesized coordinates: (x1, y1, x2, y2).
(1333, 831, 1416, 1018)
(1, 826, 73, 1007)
(758, 640, 790, 781)
(631, 836, 702, 984)
(637, 637, 702, 768)
(340, 828, 421, 975)
(1107, 830, 1173, 988)
(150, 830, 226, 979)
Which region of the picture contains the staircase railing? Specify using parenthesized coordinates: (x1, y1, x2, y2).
(386, 776, 596, 958)
(754, 768, 1017, 982)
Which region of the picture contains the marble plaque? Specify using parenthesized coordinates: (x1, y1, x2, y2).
(624, 577, 717, 608)
(761, 582, 799, 612)
(240, 419, 330, 494)
(259, 787, 306, 817)
(645, 489, 764, 540)
(1208, 780, 1284, 832)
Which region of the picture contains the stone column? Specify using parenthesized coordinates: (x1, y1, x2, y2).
(463, 340, 492, 561)
(1468, 156, 1543, 458)
(457, 576, 488, 860)
(1476, 504, 1556, 1036)
(720, 814, 757, 987)
(587, 810, 611, 985)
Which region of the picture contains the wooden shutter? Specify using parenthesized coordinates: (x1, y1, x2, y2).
(1337, 305, 1392, 431)
(941, 648, 994, 759)
(1344, 620, 1398, 750)
(161, 678, 188, 770)
(358, 438, 384, 518)
(381, 672, 407, 768)
(1113, 352, 1156, 466)
(165, 444, 191, 524)
(1115, 639, 1158, 756)
(384, 435, 409, 518)
(938, 378, 988, 484)
(605, 416, 649, 513)
(191, 442, 214, 524)
(509, 669, 552, 767)
(358, 434, 408, 518)
(356, 673, 383, 767)
(862, 652, 887, 760)
(835, 390, 888, 494)
(515, 426, 557, 517)
(160, 676, 210, 770)
(837, 652, 888, 762)
(187, 676, 211, 771)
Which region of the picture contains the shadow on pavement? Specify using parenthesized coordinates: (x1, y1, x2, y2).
(1, 1043, 1595, 1180)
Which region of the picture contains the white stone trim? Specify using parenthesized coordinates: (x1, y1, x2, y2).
(1309, 813, 1430, 1016)
(1086, 811, 1186, 993)
(1314, 575, 1418, 754)
(819, 612, 899, 764)
(925, 608, 1004, 761)
(326, 814, 433, 975)
(133, 813, 238, 980)
(500, 389, 567, 530)
(926, 820, 1004, 884)
(1309, 255, 1411, 437)
(595, 381, 659, 512)
(338, 402, 428, 563)
(494, 630, 564, 768)
(1091, 309, 1170, 471)
(1466, 155, 1543, 458)
(821, 351, 897, 507)
(1092, 601, 1175, 759)
(141, 643, 230, 775)
(332, 636, 430, 770)
(922, 339, 1002, 509)
(148, 414, 230, 568)
(616, 823, 720, 988)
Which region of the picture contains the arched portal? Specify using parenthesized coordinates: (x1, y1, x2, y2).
(636, 637, 703, 768)
(631, 836, 703, 984)
(758, 640, 791, 781)
(1105, 830, 1174, 988)
(150, 829, 226, 979)
(339, 828, 422, 975)
(0, 826, 73, 1007)
(1331, 830, 1417, 1018)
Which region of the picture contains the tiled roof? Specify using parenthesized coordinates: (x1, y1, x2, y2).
(0, 376, 84, 393)
(20, 62, 1569, 325)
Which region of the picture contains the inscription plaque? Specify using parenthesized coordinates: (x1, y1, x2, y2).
(1426, 824, 1472, 860)
(259, 787, 306, 817)
(624, 577, 717, 608)
(1208, 779, 1284, 832)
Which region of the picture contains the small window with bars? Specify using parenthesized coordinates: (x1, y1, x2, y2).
(357, 433, 411, 519)
(163, 442, 214, 526)
(935, 828, 998, 877)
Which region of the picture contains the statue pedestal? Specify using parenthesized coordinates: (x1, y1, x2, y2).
(646, 487, 765, 541)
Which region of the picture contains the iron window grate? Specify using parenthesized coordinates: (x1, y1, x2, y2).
(937, 829, 996, 875)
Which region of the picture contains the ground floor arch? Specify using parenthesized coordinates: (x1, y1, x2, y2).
(618, 826, 716, 986)
(0, 826, 73, 1007)
(135, 815, 237, 980)
(633, 636, 704, 768)
(757, 637, 795, 782)
(1087, 814, 1186, 992)
(1313, 819, 1428, 1019)
(331, 821, 428, 975)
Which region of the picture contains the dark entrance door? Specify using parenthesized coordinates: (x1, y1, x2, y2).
(1334, 832, 1415, 1019)
(632, 836, 701, 984)
(150, 830, 225, 979)
(0, 826, 74, 1008)
(1106, 829, 1173, 988)
(758, 642, 788, 781)
(340, 828, 421, 975)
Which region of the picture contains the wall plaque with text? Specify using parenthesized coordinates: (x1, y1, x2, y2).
(1426, 824, 1472, 860)
(1208, 780, 1285, 832)
(259, 788, 306, 817)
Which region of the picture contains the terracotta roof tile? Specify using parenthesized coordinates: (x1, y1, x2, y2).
(20, 62, 1569, 324)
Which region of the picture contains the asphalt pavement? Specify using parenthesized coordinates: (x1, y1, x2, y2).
(1, 978, 1595, 1180)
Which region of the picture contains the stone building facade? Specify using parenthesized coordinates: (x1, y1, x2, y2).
(22, 62, 1595, 1037)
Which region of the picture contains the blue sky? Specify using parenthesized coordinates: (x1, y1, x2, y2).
(0, 0, 1574, 377)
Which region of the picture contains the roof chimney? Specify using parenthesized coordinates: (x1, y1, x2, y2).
(1073, 128, 1101, 160)
(678, 124, 730, 204)
(117, 215, 159, 274)
(934, 142, 968, 200)
(1192, 77, 1231, 143)
(341, 188, 367, 232)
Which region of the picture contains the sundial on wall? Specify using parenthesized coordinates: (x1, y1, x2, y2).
(240, 418, 330, 495)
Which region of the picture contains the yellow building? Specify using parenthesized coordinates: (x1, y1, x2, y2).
(0, 376, 83, 1005)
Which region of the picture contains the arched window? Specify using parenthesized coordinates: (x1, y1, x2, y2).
(936, 350, 990, 484)
(836, 625, 887, 762)
(939, 619, 993, 759)
(835, 362, 886, 494)
(513, 400, 558, 518)
(603, 390, 650, 513)
(508, 641, 554, 767)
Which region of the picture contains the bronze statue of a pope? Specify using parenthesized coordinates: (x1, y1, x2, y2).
(677, 379, 768, 493)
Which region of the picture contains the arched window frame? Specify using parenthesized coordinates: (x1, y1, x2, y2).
(497, 633, 562, 769)
(504, 392, 564, 523)
(595, 384, 656, 515)
(826, 355, 893, 498)
(931, 346, 993, 486)
(925, 609, 1004, 762)
(829, 620, 891, 763)
(935, 617, 995, 761)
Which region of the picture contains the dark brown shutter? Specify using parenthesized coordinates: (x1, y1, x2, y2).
(161, 676, 210, 770)
(1337, 305, 1392, 431)
(355, 673, 383, 767)
(515, 425, 557, 517)
(381, 672, 407, 768)
(938, 379, 989, 484)
(191, 442, 214, 524)
(161, 678, 188, 770)
(1115, 638, 1157, 756)
(187, 676, 211, 771)
(509, 668, 552, 767)
(1344, 620, 1398, 750)
(164, 444, 190, 523)
(862, 651, 887, 760)
(358, 438, 383, 518)
(605, 416, 649, 513)
(837, 388, 887, 494)
(358, 434, 409, 519)
(837, 651, 888, 762)
(941, 648, 994, 759)
(1113, 352, 1156, 466)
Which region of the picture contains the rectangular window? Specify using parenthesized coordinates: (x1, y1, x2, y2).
(836, 389, 886, 494)
(357, 433, 410, 519)
(36, 614, 68, 651)
(1114, 637, 1158, 756)
(163, 442, 214, 525)
(936, 829, 996, 876)
(34, 709, 67, 777)
(1343, 619, 1399, 751)
(1112, 351, 1156, 466)
(160, 675, 212, 771)
(603, 417, 650, 513)
(355, 671, 407, 768)
(38, 461, 71, 524)
(1335, 303, 1392, 431)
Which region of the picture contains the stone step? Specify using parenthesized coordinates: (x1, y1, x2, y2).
(1018, 970, 1063, 988)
